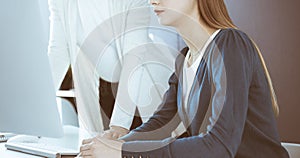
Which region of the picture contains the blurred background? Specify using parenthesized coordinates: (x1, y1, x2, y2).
(226, 0, 300, 143)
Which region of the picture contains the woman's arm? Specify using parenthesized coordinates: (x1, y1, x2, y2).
(108, 0, 154, 130)
(120, 48, 186, 141)
(120, 72, 181, 142)
(48, 0, 70, 90)
(79, 72, 180, 158)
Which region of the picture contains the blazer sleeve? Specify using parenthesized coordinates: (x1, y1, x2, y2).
(121, 29, 256, 158)
(48, 0, 70, 90)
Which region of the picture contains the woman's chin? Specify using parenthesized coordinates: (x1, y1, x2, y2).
(158, 18, 174, 26)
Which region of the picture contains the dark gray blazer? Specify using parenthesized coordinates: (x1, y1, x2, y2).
(121, 29, 289, 158)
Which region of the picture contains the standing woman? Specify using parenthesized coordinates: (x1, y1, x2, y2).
(80, 0, 290, 157)
(48, 0, 181, 138)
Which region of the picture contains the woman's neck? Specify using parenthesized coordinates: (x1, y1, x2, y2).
(175, 17, 217, 65)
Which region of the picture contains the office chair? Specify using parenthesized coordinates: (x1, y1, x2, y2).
(282, 142, 300, 158)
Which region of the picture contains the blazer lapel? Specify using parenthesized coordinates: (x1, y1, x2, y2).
(186, 59, 207, 125)
(177, 78, 190, 128)
(176, 48, 190, 128)
(186, 49, 212, 135)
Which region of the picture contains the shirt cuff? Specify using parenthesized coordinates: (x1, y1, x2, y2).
(109, 102, 136, 130)
(122, 138, 174, 158)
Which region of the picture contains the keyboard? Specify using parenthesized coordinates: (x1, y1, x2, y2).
(5, 141, 78, 158)
(4, 126, 92, 158)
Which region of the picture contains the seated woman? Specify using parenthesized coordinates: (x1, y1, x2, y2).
(79, 0, 290, 157)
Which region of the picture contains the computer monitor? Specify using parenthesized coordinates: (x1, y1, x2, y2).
(0, 0, 63, 138)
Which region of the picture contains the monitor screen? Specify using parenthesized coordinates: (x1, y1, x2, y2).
(0, 0, 63, 138)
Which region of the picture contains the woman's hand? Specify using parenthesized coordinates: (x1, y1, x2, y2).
(78, 136, 124, 158)
(102, 126, 129, 140)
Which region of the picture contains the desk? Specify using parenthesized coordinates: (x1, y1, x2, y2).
(0, 142, 76, 158)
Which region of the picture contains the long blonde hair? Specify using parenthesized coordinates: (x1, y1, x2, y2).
(197, 0, 279, 115)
